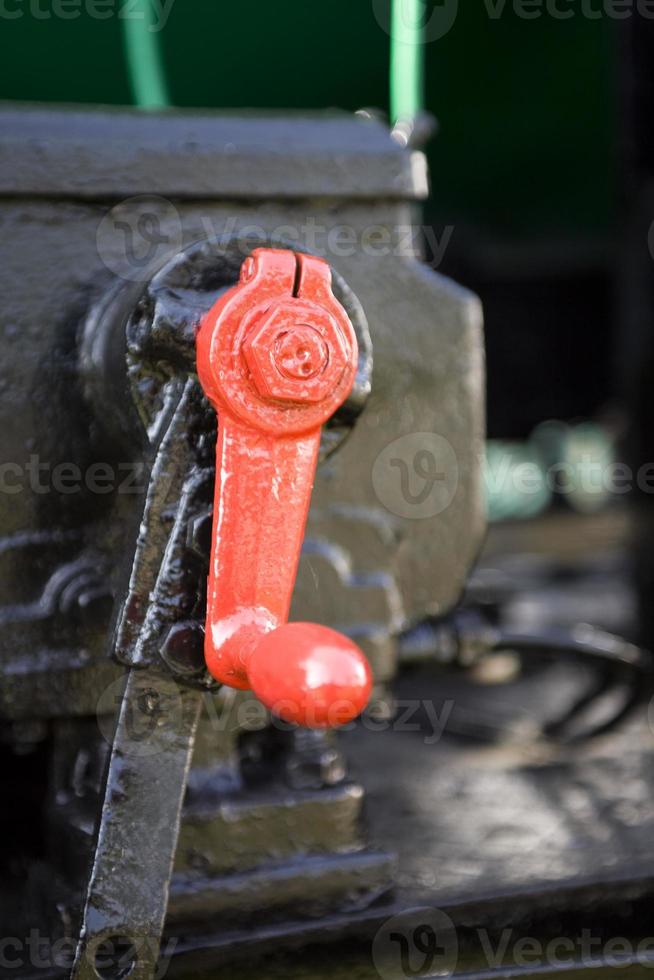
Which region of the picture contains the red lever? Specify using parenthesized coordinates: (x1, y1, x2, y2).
(196, 248, 372, 728)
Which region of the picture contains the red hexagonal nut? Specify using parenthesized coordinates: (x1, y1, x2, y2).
(242, 299, 352, 405)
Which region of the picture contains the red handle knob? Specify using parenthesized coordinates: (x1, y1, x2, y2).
(196, 248, 372, 728)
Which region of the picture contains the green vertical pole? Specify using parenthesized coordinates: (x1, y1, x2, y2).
(122, 0, 170, 109)
(390, 0, 425, 123)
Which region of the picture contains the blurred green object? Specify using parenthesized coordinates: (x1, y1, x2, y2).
(121, 0, 169, 107)
(121, 0, 420, 119)
(560, 421, 616, 514)
(390, 0, 424, 123)
(484, 441, 551, 523)
(486, 421, 617, 522)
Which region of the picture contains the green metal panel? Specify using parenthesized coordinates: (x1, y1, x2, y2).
(0, 2, 614, 233)
(422, 6, 615, 234)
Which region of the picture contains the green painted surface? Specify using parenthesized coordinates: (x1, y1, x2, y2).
(390, 0, 425, 121)
(0, 3, 614, 232)
(122, 0, 170, 107)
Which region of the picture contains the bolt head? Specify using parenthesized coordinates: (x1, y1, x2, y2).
(186, 509, 213, 559)
(274, 326, 329, 381)
(161, 621, 206, 677)
(242, 302, 351, 405)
